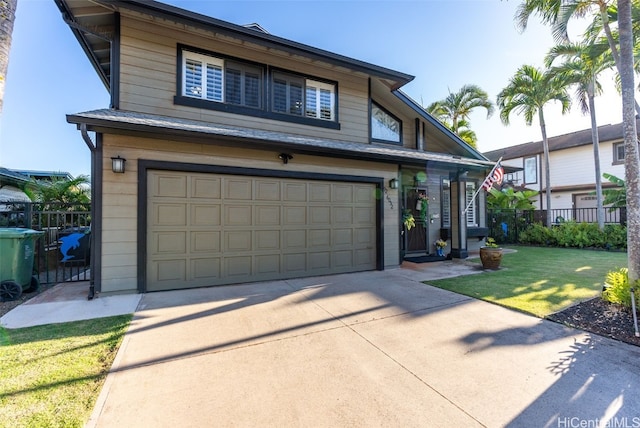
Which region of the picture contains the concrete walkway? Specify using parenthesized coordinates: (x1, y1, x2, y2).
(3, 260, 640, 426)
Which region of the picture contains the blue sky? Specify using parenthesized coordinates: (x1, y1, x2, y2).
(0, 0, 625, 177)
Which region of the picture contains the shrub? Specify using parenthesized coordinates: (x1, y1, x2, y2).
(518, 222, 627, 250)
(603, 224, 628, 250)
(519, 222, 555, 245)
(603, 268, 640, 309)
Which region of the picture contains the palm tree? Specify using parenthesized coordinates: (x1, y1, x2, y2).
(452, 119, 479, 147)
(545, 41, 614, 230)
(497, 65, 571, 228)
(25, 175, 91, 209)
(0, 0, 18, 114)
(516, 0, 640, 115)
(426, 84, 494, 148)
(618, 0, 640, 284)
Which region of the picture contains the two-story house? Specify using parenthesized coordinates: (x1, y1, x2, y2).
(484, 122, 636, 222)
(55, 0, 495, 295)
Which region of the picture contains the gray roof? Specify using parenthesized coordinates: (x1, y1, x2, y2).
(483, 121, 636, 161)
(67, 109, 494, 170)
(0, 167, 31, 184)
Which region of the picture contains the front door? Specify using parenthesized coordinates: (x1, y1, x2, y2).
(404, 186, 428, 254)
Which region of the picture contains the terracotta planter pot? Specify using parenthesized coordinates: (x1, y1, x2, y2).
(479, 247, 503, 270)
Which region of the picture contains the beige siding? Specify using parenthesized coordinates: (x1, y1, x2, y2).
(99, 134, 399, 293)
(117, 14, 373, 144)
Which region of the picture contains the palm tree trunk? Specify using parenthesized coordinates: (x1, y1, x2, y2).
(538, 109, 553, 228)
(618, 0, 640, 283)
(588, 85, 604, 230)
(0, 0, 18, 115)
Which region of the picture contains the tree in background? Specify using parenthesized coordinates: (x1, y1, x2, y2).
(0, 0, 18, 114)
(487, 187, 539, 210)
(25, 175, 91, 209)
(546, 41, 613, 230)
(426, 84, 494, 148)
(602, 173, 627, 208)
(497, 65, 571, 228)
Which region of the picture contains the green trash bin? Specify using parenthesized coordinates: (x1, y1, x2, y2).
(0, 228, 44, 301)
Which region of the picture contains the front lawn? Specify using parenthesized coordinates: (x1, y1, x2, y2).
(428, 246, 627, 317)
(0, 315, 131, 428)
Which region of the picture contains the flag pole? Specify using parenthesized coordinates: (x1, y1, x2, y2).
(462, 157, 502, 215)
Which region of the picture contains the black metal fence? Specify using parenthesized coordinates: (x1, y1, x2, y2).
(488, 207, 627, 244)
(1, 202, 92, 285)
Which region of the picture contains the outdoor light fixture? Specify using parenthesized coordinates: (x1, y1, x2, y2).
(389, 178, 399, 189)
(111, 156, 126, 173)
(278, 153, 293, 164)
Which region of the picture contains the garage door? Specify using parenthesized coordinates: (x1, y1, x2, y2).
(146, 170, 377, 291)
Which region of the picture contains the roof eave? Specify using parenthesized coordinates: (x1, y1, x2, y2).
(66, 110, 493, 171)
(80, 0, 414, 88)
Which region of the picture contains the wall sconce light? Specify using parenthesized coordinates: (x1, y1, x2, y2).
(278, 153, 293, 164)
(111, 156, 126, 173)
(389, 178, 399, 189)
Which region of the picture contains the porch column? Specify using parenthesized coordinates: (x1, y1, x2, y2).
(449, 170, 468, 259)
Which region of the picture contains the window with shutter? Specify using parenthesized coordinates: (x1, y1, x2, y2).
(272, 72, 307, 116)
(465, 182, 477, 227)
(182, 52, 223, 102)
(305, 80, 335, 120)
(442, 179, 451, 227)
(178, 47, 337, 126)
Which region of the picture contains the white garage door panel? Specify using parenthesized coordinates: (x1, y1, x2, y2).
(147, 170, 377, 291)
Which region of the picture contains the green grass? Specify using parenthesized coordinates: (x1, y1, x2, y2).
(0, 315, 131, 428)
(428, 246, 628, 317)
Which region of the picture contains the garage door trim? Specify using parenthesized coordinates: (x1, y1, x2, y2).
(137, 159, 384, 292)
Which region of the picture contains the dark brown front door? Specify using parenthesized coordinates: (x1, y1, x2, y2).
(404, 187, 428, 254)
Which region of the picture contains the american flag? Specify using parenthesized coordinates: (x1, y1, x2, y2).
(482, 163, 504, 191)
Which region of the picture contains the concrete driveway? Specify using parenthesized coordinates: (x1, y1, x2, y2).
(88, 268, 640, 427)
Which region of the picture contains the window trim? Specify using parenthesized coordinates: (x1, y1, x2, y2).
(613, 141, 625, 165)
(441, 178, 478, 228)
(441, 178, 451, 228)
(465, 181, 479, 227)
(270, 68, 338, 123)
(370, 100, 402, 145)
(174, 45, 340, 130)
(524, 156, 538, 185)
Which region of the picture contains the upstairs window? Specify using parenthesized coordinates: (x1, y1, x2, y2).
(183, 53, 223, 102)
(613, 142, 625, 164)
(306, 80, 335, 120)
(182, 50, 262, 109)
(225, 62, 262, 108)
(177, 46, 339, 129)
(371, 102, 401, 144)
(272, 72, 336, 121)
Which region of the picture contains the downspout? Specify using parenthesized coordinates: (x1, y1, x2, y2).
(81, 124, 97, 300)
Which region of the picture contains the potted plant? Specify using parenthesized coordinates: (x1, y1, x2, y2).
(434, 239, 447, 257)
(402, 210, 415, 230)
(479, 237, 503, 270)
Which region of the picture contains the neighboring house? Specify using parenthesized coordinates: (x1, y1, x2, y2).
(0, 167, 32, 211)
(11, 170, 73, 181)
(484, 122, 637, 220)
(55, 0, 495, 295)
(0, 167, 75, 208)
